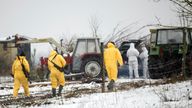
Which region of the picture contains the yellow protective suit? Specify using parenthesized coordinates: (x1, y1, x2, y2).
(48, 50, 66, 89)
(12, 56, 30, 97)
(104, 43, 123, 81)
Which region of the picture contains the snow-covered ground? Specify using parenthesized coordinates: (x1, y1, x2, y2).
(1, 79, 192, 108)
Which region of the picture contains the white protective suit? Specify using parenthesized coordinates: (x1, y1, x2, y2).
(127, 43, 139, 78)
(139, 46, 149, 78)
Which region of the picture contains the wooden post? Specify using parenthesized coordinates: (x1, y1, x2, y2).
(182, 28, 187, 79)
(101, 42, 105, 92)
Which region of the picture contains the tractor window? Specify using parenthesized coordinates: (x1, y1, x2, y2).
(87, 40, 96, 53)
(151, 32, 156, 43)
(74, 40, 86, 56)
(157, 29, 183, 44)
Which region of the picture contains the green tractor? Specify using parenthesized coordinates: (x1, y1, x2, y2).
(149, 27, 192, 79)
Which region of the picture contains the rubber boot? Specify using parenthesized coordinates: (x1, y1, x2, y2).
(52, 88, 56, 97)
(107, 80, 114, 91)
(57, 85, 63, 96)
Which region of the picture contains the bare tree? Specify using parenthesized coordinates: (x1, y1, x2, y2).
(105, 21, 178, 48)
(171, 0, 192, 26)
(105, 21, 164, 47)
(103, 21, 138, 46)
(154, 0, 192, 26)
(60, 35, 77, 54)
(89, 15, 101, 37)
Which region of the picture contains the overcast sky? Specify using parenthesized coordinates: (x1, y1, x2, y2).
(0, 0, 179, 61)
(0, 0, 178, 38)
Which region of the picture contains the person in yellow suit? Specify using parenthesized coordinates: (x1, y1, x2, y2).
(48, 50, 66, 97)
(104, 42, 123, 90)
(12, 51, 30, 98)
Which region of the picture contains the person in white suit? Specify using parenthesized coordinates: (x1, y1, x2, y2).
(126, 43, 139, 78)
(139, 46, 149, 78)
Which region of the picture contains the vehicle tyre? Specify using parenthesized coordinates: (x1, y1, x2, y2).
(81, 57, 102, 78)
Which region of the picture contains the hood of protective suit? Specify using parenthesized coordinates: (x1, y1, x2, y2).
(16, 56, 25, 60)
(139, 46, 148, 59)
(49, 50, 57, 57)
(130, 43, 135, 49)
(107, 42, 115, 48)
(127, 43, 139, 62)
(142, 47, 148, 53)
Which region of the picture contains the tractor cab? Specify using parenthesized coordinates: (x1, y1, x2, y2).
(70, 38, 102, 78)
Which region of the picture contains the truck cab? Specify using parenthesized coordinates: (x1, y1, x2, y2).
(149, 27, 192, 78)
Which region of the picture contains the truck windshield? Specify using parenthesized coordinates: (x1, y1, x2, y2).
(157, 29, 183, 44)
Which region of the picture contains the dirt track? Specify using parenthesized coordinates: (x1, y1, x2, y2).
(0, 79, 169, 107)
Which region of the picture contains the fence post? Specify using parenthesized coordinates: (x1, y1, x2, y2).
(182, 28, 187, 79)
(101, 42, 105, 92)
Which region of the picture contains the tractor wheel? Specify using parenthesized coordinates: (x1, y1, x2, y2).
(81, 57, 102, 78)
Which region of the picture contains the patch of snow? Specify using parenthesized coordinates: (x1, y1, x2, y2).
(1, 79, 192, 108)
